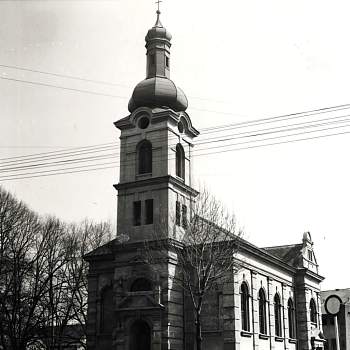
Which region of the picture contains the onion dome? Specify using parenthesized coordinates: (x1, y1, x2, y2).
(128, 11, 188, 113)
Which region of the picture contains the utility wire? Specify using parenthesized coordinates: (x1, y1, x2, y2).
(2, 114, 350, 172)
(1, 129, 349, 182)
(3, 73, 350, 122)
(2, 103, 350, 165)
(0, 63, 233, 104)
(1, 124, 349, 180)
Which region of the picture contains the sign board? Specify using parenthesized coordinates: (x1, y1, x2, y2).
(325, 295, 342, 316)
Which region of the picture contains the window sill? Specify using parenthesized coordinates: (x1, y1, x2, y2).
(259, 334, 269, 340)
(240, 331, 252, 338)
(275, 336, 284, 342)
(175, 175, 185, 182)
(136, 173, 152, 180)
(288, 338, 297, 344)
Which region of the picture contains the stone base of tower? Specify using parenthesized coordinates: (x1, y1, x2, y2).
(85, 239, 189, 350)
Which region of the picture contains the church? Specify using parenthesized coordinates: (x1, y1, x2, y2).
(84, 10, 325, 350)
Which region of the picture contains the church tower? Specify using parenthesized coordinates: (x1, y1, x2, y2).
(114, 10, 199, 243)
(85, 11, 199, 350)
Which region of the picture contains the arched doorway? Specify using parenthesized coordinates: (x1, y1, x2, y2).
(129, 320, 151, 350)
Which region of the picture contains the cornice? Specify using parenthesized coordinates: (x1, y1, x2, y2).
(114, 175, 199, 197)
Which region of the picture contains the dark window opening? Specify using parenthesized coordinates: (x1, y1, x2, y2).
(274, 294, 282, 337)
(310, 298, 318, 325)
(165, 56, 170, 68)
(241, 282, 250, 332)
(133, 201, 141, 226)
(288, 298, 296, 339)
(176, 201, 181, 226)
(145, 199, 154, 225)
(176, 144, 185, 179)
(130, 278, 152, 292)
(150, 54, 155, 65)
(138, 140, 152, 174)
(258, 288, 267, 334)
(100, 287, 113, 333)
(182, 204, 188, 229)
(308, 249, 313, 261)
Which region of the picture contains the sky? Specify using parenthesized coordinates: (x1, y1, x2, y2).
(1, 0, 350, 290)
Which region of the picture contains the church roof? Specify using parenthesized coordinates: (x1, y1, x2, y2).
(262, 244, 303, 267)
(128, 77, 188, 112)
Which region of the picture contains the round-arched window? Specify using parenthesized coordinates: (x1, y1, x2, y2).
(176, 144, 185, 179)
(137, 140, 152, 174)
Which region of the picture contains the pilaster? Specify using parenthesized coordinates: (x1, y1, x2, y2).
(267, 277, 275, 350)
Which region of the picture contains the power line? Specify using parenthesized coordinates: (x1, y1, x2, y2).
(0, 63, 234, 104)
(2, 103, 350, 165)
(1, 125, 349, 181)
(4, 72, 350, 123)
(0, 63, 130, 88)
(2, 112, 350, 172)
(0, 76, 128, 100)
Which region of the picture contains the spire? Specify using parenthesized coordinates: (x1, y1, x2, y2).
(145, 6, 172, 79)
(127, 7, 188, 113)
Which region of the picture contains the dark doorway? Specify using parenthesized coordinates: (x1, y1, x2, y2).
(129, 320, 151, 350)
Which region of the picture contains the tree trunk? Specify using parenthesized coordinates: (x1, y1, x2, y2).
(195, 310, 202, 350)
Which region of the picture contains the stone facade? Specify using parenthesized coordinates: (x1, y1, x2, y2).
(84, 11, 326, 350)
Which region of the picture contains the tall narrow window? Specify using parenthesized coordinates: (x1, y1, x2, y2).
(133, 201, 141, 226)
(138, 140, 152, 174)
(176, 144, 185, 179)
(165, 56, 170, 68)
(145, 199, 154, 225)
(176, 201, 181, 226)
(274, 293, 282, 337)
(288, 298, 296, 339)
(310, 298, 317, 325)
(258, 288, 267, 334)
(241, 282, 250, 332)
(308, 250, 313, 262)
(182, 204, 188, 229)
(100, 287, 113, 333)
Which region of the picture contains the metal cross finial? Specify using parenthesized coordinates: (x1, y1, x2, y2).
(155, 0, 162, 13)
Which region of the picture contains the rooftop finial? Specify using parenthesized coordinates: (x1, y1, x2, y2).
(156, 0, 162, 13)
(154, 0, 162, 27)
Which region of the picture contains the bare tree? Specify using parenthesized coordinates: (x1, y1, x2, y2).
(0, 186, 113, 350)
(146, 189, 242, 350)
(0, 187, 67, 350)
(63, 220, 112, 349)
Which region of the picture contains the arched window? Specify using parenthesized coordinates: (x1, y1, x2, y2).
(130, 278, 152, 292)
(240, 282, 250, 332)
(175, 144, 185, 179)
(258, 288, 267, 334)
(100, 287, 113, 333)
(288, 298, 296, 339)
(274, 293, 282, 337)
(138, 140, 152, 174)
(310, 298, 318, 325)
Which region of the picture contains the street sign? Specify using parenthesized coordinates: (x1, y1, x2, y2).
(325, 294, 342, 315)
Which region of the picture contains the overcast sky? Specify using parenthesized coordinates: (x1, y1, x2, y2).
(1, 0, 350, 290)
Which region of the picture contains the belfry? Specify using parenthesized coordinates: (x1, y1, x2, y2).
(85, 10, 326, 350)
